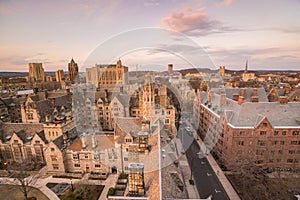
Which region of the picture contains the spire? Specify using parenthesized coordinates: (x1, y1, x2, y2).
(245, 60, 248, 73)
(70, 57, 75, 64)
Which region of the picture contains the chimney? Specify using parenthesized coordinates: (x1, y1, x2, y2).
(220, 92, 226, 108)
(63, 131, 69, 147)
(240, 89, 246, 97)
(105, 89, 108, 98)
(92, 134, 97, 148)
(285, 85, 291, 95)
(252, 89, 258, 96)
(120, 86, 124, 93)
(250, 96, 259, 102)
(168, 64, 173, 75)
(279, 96, 289, 104)
(208, 91, 214, 103)
(238, 96, 244, 105)
(232, 93, 239, 101)
(82, 133, 87, 148)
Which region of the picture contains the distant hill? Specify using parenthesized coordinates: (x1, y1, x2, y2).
(177, 68, 218, 75)
(0, 71, 57, 77)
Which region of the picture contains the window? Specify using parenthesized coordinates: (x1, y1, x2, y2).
(94, 154, 100, 160)
(255, 160, 264, 164)
(292, 131, 299, 136)
(256, 150, 264, 155)
(239, 131, 245, 136)
(274, 131, 278, 136)
(51, 148, 55, 152)
(14, 140, 18, 144)
(260, 131, 266, 136)
(289, 150, 296, 154)
(52, 164, 59, 170)
(263, 123, 267, 127)
(238, 141, 244, 146)
(124, 157, 128, 161)
(124, 166, 128, 170)
(95, 164, 101, 168)
(258, 140, 266, 146)
(125, 138, 132, 143)
(282, 131, 286, 136)
(280, 141, 285, 145)
(85, 154, 89, 159)
(73, 154, 79, 159)
(35, 140, 40, 144)
(74, 163, 80, 168)
(165, 119, 170, 124)
(278, 150, 283, 154)
(51, 155, 58, 162)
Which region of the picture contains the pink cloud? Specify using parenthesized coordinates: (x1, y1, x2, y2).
(161, 11, 221, 35)
(183, 6, 192, 12)
(224, 0, 233, 6)
(196, 7, 206, 12)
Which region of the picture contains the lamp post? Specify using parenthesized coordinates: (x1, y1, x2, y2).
(70, 179, 74, 192)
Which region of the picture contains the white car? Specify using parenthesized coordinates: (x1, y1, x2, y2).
(186, 127, 191, 132)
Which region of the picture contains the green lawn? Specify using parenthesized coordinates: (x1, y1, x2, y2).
(0, 184, 49, 200)
(46, 182, 58, 189)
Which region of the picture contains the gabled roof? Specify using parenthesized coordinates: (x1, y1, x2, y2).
(115, 117, 143, 143)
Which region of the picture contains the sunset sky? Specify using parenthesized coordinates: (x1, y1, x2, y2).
(0, 0, 300, 72)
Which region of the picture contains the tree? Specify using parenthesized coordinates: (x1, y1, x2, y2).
(7, 159, 40, 200)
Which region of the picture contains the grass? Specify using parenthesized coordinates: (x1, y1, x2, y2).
(46, 182, 58, 189)
(0, 184, 49, 200)
(60, 184, 104, 200)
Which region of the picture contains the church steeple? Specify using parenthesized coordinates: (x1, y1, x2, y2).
(245, 60, 248, 73)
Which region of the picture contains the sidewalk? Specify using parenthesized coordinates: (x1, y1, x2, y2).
(192, 132, 240, 200)
(98, 173, 119, 200)
(175, 138, 201, 199)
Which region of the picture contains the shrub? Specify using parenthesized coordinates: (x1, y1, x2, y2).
(107, 187, 115, 197)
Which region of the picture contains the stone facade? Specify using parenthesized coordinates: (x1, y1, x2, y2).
(68, 58, 78, 83)
(28, 63, 45, 83)
(86, 59, 128, 91)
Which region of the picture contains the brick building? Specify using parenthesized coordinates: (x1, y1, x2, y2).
(194, 89, 300, 170)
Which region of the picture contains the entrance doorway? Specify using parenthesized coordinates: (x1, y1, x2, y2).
(86, 166, 90, 173)
(111, 166, 117, 174)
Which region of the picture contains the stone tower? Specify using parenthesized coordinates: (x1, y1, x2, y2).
(68, 58, 78, 83)
(28, 63, 44, 82)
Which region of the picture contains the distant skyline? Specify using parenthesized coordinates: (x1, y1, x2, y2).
(1, 0, 300, 72)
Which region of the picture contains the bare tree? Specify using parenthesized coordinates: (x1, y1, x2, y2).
(7, 159, 40, 200)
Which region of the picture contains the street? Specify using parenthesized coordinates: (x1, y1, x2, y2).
(178, 124, 229, 200)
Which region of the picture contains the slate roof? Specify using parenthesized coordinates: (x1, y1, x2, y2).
(211, 88, 268, 102)
(228, 102, 300, 127)
(199, 91, 300, 127)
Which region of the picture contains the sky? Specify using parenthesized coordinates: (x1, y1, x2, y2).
(0, 0, 300, 72)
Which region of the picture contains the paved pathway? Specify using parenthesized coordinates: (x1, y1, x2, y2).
(98, 173, 119, 200)
(0, 172, 119, 200)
